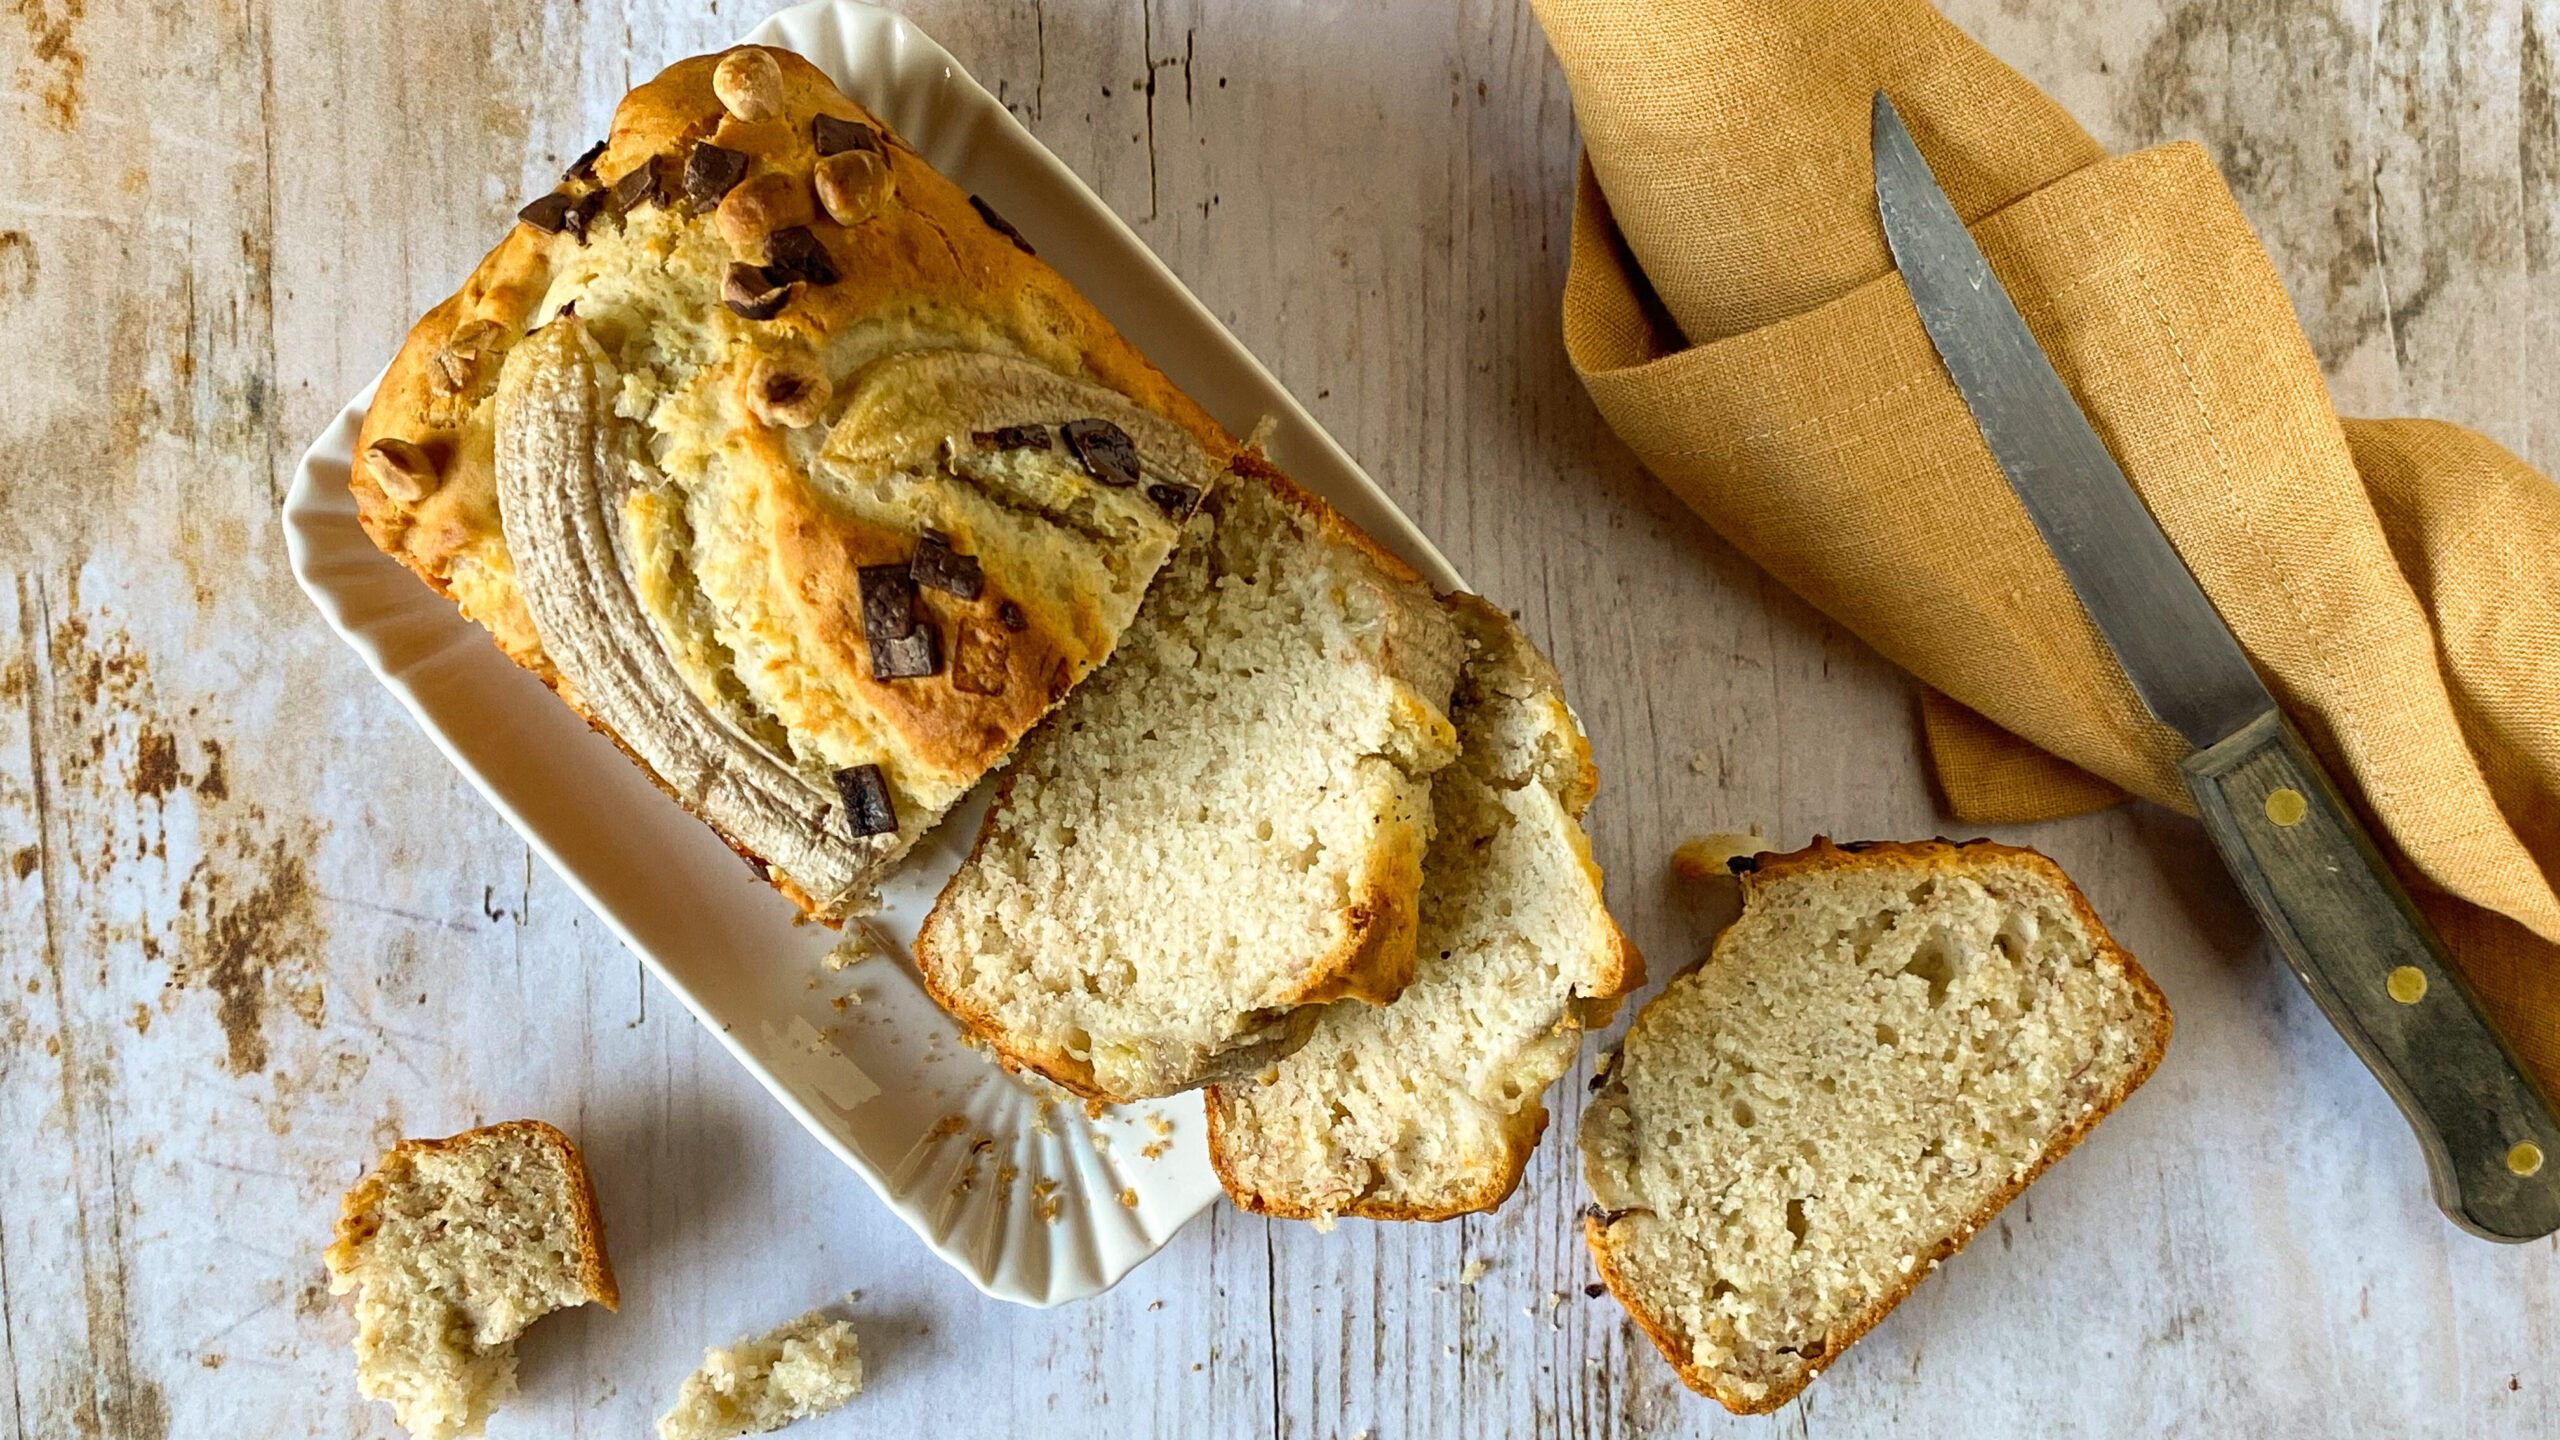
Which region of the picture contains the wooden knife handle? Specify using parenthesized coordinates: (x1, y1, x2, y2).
(2184, 710, 2560, 1240)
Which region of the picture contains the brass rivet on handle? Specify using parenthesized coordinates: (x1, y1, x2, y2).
(2386, 966, 2428, 1005)
(2511, 1141, 2547, 1178)
(2265, 787, 2309, 827)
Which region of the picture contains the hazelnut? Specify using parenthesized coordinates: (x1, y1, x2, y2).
(713, 48, 784, 123)
(426, 317, 502, 397)
(744, 353, 833, 429)
(715, 170, 815, 255)
(814, 149, 891, 226)
(364, 437, 441, 504)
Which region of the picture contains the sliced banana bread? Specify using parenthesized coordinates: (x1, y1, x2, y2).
(325, 1121, 617, 1440)
(1583, 839, 2170, 1413)
(1205, 595, 1641, 1218)
(914, 455, 1466, 1101)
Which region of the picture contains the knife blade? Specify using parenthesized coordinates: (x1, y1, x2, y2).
(1872, 90, 2560, 1241)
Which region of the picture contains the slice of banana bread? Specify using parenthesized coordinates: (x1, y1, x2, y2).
(1583, 839, 2170, 1413)
(325, 1121, 617, 1440)
(1205, 595, 1641, 1219)
(914, 455, 1466, 1101)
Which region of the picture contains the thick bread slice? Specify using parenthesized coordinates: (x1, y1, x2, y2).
(325, 1120, 617, 1440)
(1582, 839, 2170, 1413)
(914, 454, 1467, 1101)
(1204, 595, 1642, 1219)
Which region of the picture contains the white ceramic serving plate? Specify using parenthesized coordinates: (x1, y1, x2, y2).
(283, 0, 1463, 1306)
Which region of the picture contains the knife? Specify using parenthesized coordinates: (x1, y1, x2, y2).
(1870, 91, 2560, 1241)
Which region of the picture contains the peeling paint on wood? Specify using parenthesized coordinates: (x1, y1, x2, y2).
(0, 2, 2554, 1438)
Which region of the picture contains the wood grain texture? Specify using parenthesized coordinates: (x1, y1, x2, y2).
(0, 1, 2555, 1436)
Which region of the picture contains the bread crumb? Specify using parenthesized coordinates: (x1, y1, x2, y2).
(1545, 1290, 1566, 1309)
(1090, 1130, 1111, 1151)
(1117, 1188, 1139, 1209)
(1147, 1114, 1175, 1137)
(1458, 1258, 1489, 1285)
(1671, 829, 1768, 880)
(822, 924, 890, 971)
(1084, 1098, 1108, 1121)
(656, 1310, 861, 1440)
(1141, 1140, 1169, 1160)
(1147, 1300, 1163, 1312)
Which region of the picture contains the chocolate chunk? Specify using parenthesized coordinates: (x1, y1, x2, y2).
(683, 142, 751, 207)
(1061, 417, 1140, 487)
(1146, 480, 1201, 518)
(762, 226, 840, 287)
(1584, 1283, 1607, 1299)
(517, 191, 576, 233)
(997, 599, 1029, 632)
(951, 619, 1010, 697)
(909, 536, 983, 600)
(856, 563, 917, 641)
(973, 423, 1051, 452)
(813, 113, 880, 156)
(564, 138, 609, 182)
(609, 158, 668, 214)
(869, 619, 941, 680)
(722, 262, 792, 320)
(562, 188, 607, 243)
(833, 764, 898, 838)
(969, 195, 1035, 255)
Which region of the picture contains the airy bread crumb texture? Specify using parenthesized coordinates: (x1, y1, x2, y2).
(656, 1310, 863, 1440)
(1207, 595, 1639, 1218)
(324, 1121, 617, 1440)
(1582, 840, 2169, 1413)
(916, 462, 1465, 1099)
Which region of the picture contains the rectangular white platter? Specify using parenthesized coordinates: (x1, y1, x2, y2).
(282, 0, 1466, 1305)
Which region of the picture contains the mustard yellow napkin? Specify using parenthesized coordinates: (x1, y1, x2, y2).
(1530, 0, 2560, 1089)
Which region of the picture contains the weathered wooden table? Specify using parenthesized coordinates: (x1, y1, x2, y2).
(5, 1, 2555, 1435)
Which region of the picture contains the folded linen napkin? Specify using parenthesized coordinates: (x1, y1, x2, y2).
(1530, 0, 2560, 1090)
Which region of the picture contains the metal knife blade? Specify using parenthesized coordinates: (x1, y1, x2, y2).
(1871, 90, 2560, 1241)
(1869, 94, 2271, 751)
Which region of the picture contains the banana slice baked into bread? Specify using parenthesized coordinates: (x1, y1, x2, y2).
(1582, 839, 2171, 1413)
(913, 456, 1467, 1102)
(1204, 596, 1642, 1219)
(355, 46, 1233, 917)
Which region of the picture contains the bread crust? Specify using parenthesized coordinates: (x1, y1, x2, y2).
(1203, 594, 1644, 1221)
(326, 1118, 619, 1312)
(354, 45, 1241, 920)
(1586, 836, 2170, 1413)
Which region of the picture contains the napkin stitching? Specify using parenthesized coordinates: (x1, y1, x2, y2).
(2126, 255, 2380, 803)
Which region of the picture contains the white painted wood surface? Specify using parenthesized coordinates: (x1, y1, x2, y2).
(3, 1, 2556, 1435)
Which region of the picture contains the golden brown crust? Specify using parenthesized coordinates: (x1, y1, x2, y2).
(1589, 836, 2170, 1413)
(354, 45, 1245, 918)
(326, 1119, 619, 1313)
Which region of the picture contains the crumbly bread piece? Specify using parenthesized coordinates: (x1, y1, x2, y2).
(1205, 596, 1642, 1218)
(915, 455, 1467, 1101)
(657, 1310, 862, 1440)
(324, 1121, 618, 1440)
(1583, 839, 2170, 1413)
(356, 46, 1237, 918)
